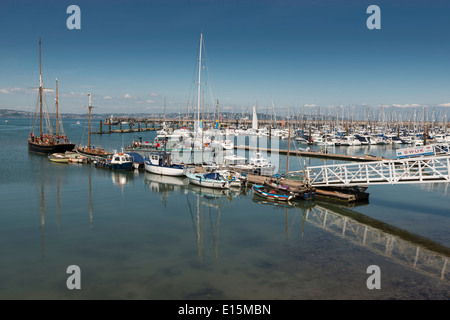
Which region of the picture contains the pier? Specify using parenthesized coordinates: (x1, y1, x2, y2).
(305, 155, 450, 187)
(91, 120, 159, 134)
(234, 145, 386, 162)
(193, 166, 368, 203)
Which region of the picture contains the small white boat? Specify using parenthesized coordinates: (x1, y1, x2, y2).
(185, 171, 230, 189)
(144, 151, 185, 176)
(215, 170, 247, 188)
(65, 151, 86, 163)
(48, 153, 70, 163)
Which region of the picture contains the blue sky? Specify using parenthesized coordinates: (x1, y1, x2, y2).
(1, 0, 450, 115)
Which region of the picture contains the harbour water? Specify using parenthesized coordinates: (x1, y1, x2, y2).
(0, 118, 449, 299)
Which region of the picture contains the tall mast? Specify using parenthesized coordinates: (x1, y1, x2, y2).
(88, 93, 92, 149)
(197, 33, 203, 130)
(39, 38, 43, 138)
(55, 78, 59, 137)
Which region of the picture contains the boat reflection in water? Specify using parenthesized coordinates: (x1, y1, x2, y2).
(251, 196, 295, 209)
(110, 171, 135, 190)
(185, 183, 227, 264)
(144, 172, 248, 263)
(143, 172, 185, 207)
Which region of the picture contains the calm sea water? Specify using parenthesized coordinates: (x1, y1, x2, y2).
(0, 118, 449, 300)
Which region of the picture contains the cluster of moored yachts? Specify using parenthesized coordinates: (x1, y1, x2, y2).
(153, 122, 450, 148)
(46, 132, 316, 202)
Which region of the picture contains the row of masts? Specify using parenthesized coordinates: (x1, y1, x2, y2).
(36, 38, 64, 139)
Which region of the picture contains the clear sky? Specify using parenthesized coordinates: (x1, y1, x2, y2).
(1, 0, 450, 116)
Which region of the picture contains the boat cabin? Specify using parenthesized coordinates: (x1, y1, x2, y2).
(111, 153, 132, 164)
(223, 155, 248, 166)
(148, 152, 172, 167)
(249, 153, 271, 167)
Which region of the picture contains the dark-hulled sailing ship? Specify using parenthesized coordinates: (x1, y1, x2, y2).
(28, 38, 75, 154)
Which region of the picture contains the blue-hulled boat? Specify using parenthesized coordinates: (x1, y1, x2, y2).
(252, 184, 294, 201)
(94, 152, 133, 170)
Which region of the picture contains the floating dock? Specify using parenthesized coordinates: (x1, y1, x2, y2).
(241, 173, 368, 203)
(234, 145, 386, 162)
(194, 166, 369, 203)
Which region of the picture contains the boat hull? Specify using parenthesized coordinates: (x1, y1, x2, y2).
(186, 173, 229, 189)
(76, 146, 112, 158)
(28, 140, 75, 155)
(95, 161, 133, 170)
(144, 162, 185, 176)
(48, 153, 70, 163)
(252, 185, 294, 201)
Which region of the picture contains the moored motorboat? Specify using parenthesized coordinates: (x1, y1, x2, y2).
(249, 152, 276, 176)
(48, 153, 70, 163)
(144, 151, 185, 176)
(94, 151, 133, 170)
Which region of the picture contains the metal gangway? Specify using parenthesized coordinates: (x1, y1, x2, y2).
(305, 155, 450, 187)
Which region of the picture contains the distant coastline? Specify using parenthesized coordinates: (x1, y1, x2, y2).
(0, 108, 161, 120)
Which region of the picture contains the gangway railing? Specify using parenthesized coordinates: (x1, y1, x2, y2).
(305, 156, 450, 187)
